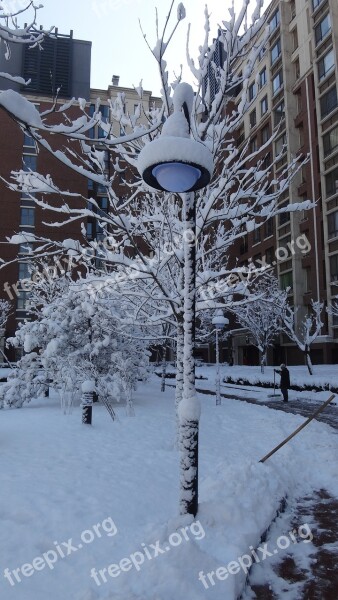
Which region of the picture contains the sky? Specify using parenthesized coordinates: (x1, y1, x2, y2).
(14, 0, 254, 96)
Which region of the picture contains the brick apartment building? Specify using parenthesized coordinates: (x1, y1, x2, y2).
(224, 0, 338, 366)
(0, 30, 159, 359)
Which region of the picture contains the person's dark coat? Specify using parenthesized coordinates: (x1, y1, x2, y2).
(278, 367, 290, 389)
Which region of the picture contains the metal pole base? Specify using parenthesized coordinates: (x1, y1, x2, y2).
(179, 419, 199, 517)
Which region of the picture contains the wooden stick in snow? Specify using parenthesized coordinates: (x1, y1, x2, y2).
(259, 394, 336, 464)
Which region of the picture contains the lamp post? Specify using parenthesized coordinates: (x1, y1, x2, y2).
(138, 83, 213, 516)
(212, 315, 229, 406)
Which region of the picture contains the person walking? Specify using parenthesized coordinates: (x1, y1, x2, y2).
(274, 364, 290, 402)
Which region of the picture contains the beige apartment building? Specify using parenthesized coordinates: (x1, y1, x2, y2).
(225, 0, 338, 366)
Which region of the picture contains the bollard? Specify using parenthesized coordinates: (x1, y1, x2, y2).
(81, 391, 93, 425)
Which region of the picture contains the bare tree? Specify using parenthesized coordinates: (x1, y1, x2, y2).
(232, 275, 287, 373)
(0, 1, 312, 516)
(282, 300, 324, 375)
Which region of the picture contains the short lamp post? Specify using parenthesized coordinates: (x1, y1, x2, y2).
(212, 315, 229, 406)
(138, 83, 213, 517)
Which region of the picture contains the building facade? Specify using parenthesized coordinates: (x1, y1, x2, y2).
(227, 0, 338, 365)
(0, 31, 160, 359)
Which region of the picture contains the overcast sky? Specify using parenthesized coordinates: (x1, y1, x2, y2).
(18, 0, 251, 95)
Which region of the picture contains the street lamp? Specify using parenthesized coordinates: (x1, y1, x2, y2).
(138, 83, 214, 517)
(212, 315, 229, 406)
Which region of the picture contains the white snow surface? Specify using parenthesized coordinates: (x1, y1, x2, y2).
(0, 374, 337, 600)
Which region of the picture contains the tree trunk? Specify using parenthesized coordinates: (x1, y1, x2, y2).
(161, 343, 167, 392)
(125, 387, 135, 416)
(260, 349, 266, 374)
(304, 347, 313, 375)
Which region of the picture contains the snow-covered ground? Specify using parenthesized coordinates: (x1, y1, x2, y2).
(1, 375, 337, 600)
(195, 364, 338, 404)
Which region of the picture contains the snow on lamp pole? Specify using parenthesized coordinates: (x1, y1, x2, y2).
(138, 83, 213, 517)
(212, 315, 229, 406)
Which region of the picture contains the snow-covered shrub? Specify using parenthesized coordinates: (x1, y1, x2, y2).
(4, 275, 150, 410)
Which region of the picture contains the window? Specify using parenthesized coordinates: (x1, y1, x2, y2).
(259, 67, 267, 88)
(264, 221, 273, 239)
(315, 14, 331, 45)
(330, 254, 338, 281)
(18, 262, 30, 280)
(261, 125, 270, 144)
(265, 246, 275, 263)
(248, 82, 257, 101)
(240, 235, 248, 255)
(294, 58, 300, 81)
(312, 0, 323, 10)
(290, 0, 296, 20)
(320, 86, 338, 119)
(86, 222, 93, 238)
(299, 125, 304, 148)
(328, 211, 338, 239)
(23, 133, 36, 149)
(318, 49, 335, 81)
(280, 271, 293, 290)
(305, 267, 311, 292)
(250, 108, 257, 128)
(250, 137, 257, 153)
(262, 152, 271, 169)
(275, 133, 287, 155)
(323, 125, 338, 156)
(19, 242, 33, 254)
(99, 197, 108, 211)
(274, 100, 285, 127)
(325, 167, 338, 197)
(269, 9, 280, 33)
(98, 104, 110, 139)
(279, 202, 289, 225)
(253, 227, 261, 244)
(23, 154, 37, 172)
(258, 46, 266, 61)
(272, 70, 283, 95)
(17, 291, 30, 310)
(271, 39, 281, 64)
(261, 95, 268, 116)
(20, 207, 35, 227)
(237, 125, 245, 146)
(291, 27, 298, 51)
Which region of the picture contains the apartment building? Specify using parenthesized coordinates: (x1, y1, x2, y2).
(227, 0, 338, 365)
(0, 31, 160, 357)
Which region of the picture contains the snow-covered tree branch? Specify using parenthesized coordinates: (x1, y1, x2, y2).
(282, 300, 324, 375)
(231, 275, 287, 372)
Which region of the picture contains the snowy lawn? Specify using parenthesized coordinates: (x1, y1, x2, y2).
(1, 375, 338, 600)
(170, 364, 338, 404)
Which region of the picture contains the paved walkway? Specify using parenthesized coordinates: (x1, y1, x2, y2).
(198, 385, 338, 430)
(196, 384, 338, 599)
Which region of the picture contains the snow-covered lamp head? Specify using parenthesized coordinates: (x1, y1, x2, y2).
(212, 315, 229, 330)
(138, 83, 214, 193)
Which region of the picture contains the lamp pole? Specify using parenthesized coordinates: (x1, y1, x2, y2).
(212, 315, 229, 406)
(215, 327, 221, 405)
(138, 83, 214, 517)
(180, 190, 198, 515)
